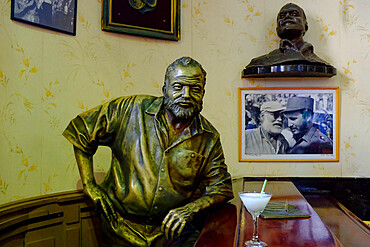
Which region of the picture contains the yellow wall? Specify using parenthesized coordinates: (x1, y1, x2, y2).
(1, 0, 369, 204)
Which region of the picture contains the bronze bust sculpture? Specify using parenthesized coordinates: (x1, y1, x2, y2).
(243, 3, 336, 77)
(63, 57, 233, 246)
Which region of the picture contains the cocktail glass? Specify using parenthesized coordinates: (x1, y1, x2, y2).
(239, 191, 272, 247)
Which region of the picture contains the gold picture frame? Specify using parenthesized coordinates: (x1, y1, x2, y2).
(239, 87, 339, 162)
(102, 0, 180, 41)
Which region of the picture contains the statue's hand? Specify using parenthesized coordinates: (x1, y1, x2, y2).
(83, 183, 118, 223)
(161, 205, 195, 239)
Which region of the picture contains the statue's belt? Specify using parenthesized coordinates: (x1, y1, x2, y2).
(120, 213, 164, 226)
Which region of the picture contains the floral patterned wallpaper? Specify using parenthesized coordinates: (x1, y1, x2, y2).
(0, 0, 369, 204)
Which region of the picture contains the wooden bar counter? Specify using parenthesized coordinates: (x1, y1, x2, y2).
(0, 179, 346, 247)
(196, 179, 343, 247)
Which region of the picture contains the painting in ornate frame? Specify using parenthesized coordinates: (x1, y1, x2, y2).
(102, 0, 180, 41)
(239, 87, 339, 162)
(11, 0, 77, 35)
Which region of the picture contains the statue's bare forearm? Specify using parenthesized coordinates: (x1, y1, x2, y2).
(73, 146, 117, 222)
(73, 146, 95, 187)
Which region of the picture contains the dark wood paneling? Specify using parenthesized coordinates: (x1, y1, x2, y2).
(0, 191, 102, 247)
(26, 237, 55, 247)
(305, 194, 370, 247)
(292, 177, 370, 220)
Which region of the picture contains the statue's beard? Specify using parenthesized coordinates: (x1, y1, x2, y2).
(163, 96, 202, 121)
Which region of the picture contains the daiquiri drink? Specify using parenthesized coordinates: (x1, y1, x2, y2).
(239, 192, 272, 247)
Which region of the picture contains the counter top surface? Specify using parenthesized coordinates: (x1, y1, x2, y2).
(196, 179, 343, 247)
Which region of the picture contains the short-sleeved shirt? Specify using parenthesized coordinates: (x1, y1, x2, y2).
(288, 126, 333, 154)
(63, 95, 233, 220)
(245, 127, 289, 154)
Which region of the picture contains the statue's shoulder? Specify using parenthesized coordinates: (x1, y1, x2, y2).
(102, 95, 160, 115)
(198, 115, 220, 137)
(131, 94, 158, 103)
(113, 95, 159, 106)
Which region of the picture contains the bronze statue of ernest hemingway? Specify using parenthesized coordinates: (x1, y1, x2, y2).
(63, 57, 233, 246)
(243, 3, 336, 77)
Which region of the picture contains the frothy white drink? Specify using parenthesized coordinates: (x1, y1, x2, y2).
(239, 192, 272, 213)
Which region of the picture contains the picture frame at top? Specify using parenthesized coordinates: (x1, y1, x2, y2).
(11, 0, 77, 36)
(239, 87, 339, 162)
(102, 0, 180, 41)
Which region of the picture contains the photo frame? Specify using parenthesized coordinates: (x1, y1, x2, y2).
(239, 87, 339, 162)
(11, 0, 77, 35)
(102, 0, 180, 41)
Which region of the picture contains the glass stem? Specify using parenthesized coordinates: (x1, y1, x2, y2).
(252, 214, 259, 242)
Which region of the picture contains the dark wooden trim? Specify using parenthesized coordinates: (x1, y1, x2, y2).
(332, 197, 370, 234)
(0, 190, 86, 216)
(0, 190, 101, 247)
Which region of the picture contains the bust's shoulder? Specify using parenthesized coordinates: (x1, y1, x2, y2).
(247, 48, 287, 67)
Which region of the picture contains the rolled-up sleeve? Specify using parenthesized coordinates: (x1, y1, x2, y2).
(62, 97, 132, 155)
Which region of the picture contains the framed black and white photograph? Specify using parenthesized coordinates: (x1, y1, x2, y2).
(11, 0, 77, 35)
(239, 87, 339, 162)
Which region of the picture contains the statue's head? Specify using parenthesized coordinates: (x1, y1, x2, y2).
(163, 57, 206, 121)
(276, 3, 308, 40)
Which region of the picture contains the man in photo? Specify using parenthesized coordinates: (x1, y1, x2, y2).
(36, 0, 52, 25)
(244, 94, 259, 130)
(14, 0, 38, 22)
(245, 101, 289, 154)
(283, 97, 333, 154)
(53, 0, 74, 31)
